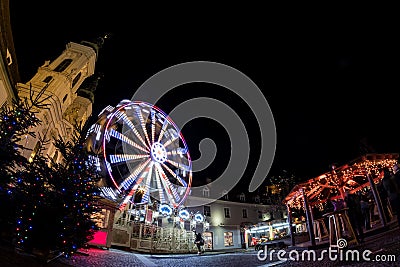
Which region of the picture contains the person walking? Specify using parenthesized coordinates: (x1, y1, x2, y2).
(382, 164, 400, 228)
(194, 232, 204, 255)
(344, 191, 364, 243)
(360, 196, 371, 230)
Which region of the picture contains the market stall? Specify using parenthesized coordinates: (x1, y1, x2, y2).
(283, 153, 399, 246)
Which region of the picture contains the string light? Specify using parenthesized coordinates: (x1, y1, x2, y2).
(285, 154, 398, 209)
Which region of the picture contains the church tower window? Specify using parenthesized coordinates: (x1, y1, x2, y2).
(54, 59, 72, 72)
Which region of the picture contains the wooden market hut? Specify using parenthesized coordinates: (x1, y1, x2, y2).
(283, 153, 399, 246)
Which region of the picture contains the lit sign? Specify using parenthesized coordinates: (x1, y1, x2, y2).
(194, 214, 204, 222)
(178, 209, 190, 220)
(159, 204, 172, 216)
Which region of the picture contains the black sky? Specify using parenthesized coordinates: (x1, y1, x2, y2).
(9, 3, 399, 191)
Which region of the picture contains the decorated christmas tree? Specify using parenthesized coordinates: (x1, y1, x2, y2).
(0, 97, 41, 192)
(0, 90, 44, 243)
(50, 122, 101, 257)
(13, 137, 55, 253)
(1, 87, 101, 259)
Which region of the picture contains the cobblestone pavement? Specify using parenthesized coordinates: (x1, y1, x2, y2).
(275, 228, 400, 267)
(1, 227, 399, 266)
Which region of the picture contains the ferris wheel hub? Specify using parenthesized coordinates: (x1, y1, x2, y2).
(151, 142, 168, 163)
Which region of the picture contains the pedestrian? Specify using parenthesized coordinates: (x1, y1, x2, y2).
(377, 182, 391, 221)
(344, 191, 364, 243)
(360, 195, 371, 230)
(382, 164, 400, 228)
(194, 232, 204, 255)
(332, 198, 345, 211)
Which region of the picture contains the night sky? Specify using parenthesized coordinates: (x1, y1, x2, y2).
(9, 3, 398, 192)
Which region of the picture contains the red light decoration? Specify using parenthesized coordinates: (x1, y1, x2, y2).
(284, 153, 399, 209)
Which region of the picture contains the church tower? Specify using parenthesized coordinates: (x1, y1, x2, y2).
(16, 36, 107, 163)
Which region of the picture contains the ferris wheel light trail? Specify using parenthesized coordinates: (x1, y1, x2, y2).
(140, 161, 154, 204)
(109, 128, 149, 153)
(119, 158, 151, 190)
(135, 107, 151, 147)
(155, 167, 165, 203)
(162, 135, 178, 148)
(118, 163, 152, 210)
(155, 163, 179, 206)
(93, 100, 192, 210)
(118, 111, 149, 150)
(151, 110, 156, 144)
(110, 154, 149, 164)
(161, 162, 188, 188)
(157, 120, 168, 143)
(166, 159, 191, 173)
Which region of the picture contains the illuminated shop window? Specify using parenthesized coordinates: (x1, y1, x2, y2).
(224, 232, 233, 246)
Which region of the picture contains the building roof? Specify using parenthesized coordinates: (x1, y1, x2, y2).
(283, 153, 399, 209)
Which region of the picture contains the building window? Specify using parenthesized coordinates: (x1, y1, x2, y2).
(29, 141, 41, 162)
(258, 211, 263, 219)
(224, 208, 230, 218)
(203, 187, 210, 197)
(52, 150, 59, 162)
(221, 190, 229, 200)
(239, 193, 246, 202)
(242, 209, 248, 218)
(72, 72, 81, 88)
(43, 76, 53, 83)
(204, 206, 211, 217)
(54, 58, 72, 72)
(6, 48, 12, 65)
(224, 232, 233, 246)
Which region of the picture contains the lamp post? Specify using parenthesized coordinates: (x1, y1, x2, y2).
(287, 205, 295, 246)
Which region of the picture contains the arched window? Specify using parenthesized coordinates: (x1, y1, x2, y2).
(54, 59, 72, 72)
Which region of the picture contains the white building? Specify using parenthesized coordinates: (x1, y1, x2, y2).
(184, 195, 289, 250)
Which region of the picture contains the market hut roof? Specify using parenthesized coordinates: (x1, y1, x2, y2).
(283, 153, 399, 209)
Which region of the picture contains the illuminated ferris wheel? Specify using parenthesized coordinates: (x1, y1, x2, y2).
(87, 100, 192, 211)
